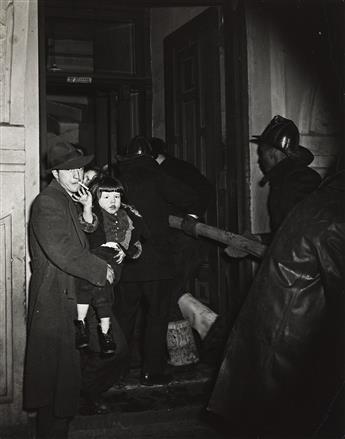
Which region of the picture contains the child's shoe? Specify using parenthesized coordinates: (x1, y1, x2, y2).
(74, 319, 89, 349)
(98, 325, 116, 355)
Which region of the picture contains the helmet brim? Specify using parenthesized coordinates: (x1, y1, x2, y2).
(250, 136, 308, 152)
(249, 135, 262, 144)
(117, 152, 151, 162)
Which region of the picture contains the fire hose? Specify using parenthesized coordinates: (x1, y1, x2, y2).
(168, 215, 266, 259)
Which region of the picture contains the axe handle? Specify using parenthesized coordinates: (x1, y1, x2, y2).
(169, 215, 266, 259)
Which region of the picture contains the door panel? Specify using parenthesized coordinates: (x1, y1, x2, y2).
(165, 7, 222, 312)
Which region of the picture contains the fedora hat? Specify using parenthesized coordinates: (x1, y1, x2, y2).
(48, 141, 94, 171)
(250, 115, 312, 160)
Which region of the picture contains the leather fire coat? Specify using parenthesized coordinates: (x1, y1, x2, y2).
(208, 171, 345, 437)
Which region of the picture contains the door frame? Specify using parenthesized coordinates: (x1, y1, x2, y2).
(222, 2, 253, 313)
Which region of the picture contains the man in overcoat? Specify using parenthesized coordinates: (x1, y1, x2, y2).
(24, 141, 114, 437)
(150, 137, 215, 314)
(208, 169, 345, 437)
(116, 136, 199, 385)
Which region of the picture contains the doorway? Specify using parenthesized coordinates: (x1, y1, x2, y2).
(38, 0, 249, 335)
(39, 2, 249, 317)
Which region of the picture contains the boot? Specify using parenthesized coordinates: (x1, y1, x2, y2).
(74, 319, 89, 349)
(98, 325, 116, 355)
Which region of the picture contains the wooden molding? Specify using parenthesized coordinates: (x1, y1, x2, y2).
(0, 213, 13, 403)
(0, 1, 14, 124)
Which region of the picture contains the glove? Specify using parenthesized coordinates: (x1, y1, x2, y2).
(223, 245, 249, 258)
(181, 214, 199, 238)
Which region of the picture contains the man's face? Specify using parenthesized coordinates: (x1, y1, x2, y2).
(257, 143, 276, 174)
(52, 168, 84, 195)
(98, 191, 121, 215)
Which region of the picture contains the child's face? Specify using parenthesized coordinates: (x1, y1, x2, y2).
(98, 191, 121, 214)
(83, 169, 98, 186)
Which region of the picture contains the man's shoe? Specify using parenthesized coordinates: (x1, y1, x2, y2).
(79, 397, 111, 416)
(74, 319, 89, 349)
(140, 372, 172, 386)
(98, 325, 116, 355)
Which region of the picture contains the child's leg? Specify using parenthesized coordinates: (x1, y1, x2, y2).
(92, 284, 116, 354)
(77, 303, 90, 321)
(91, 283, 114, 326)
(98, 315, 116, 355)
(99, 317, 110, 334)
(75, 280, 93, 349)
(75, 304, 90, 349)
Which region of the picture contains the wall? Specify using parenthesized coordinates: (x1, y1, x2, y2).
(246, 2, 342, 234)
(0, 0, 39, 426)
(150, 6, 207, 139)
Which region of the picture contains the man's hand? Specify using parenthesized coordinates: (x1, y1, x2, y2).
(223, 230, 267, 259)
(101, 242, 126, 264)
(72, 186, 92, 209)
(106, 264, 115, 284)
(224, 246, 249, 258)
(181, 214, 199, 238)
(113, 247, 125, 264)
(242, 230, 263, 243)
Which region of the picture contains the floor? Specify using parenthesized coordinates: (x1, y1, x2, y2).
(69, 363, 227, 439)
(70, 407, 226, 439)
(1, 364, 227, 439)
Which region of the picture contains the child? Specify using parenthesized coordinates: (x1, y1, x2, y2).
(74, 174, 146, 355)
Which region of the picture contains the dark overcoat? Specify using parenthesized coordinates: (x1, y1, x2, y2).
(119, 156, 198, 281)
(160, 155, 215, 217)
(24, 179, 107, 417)
(208, 171, 345, 436)
(265, 157, 321, 232)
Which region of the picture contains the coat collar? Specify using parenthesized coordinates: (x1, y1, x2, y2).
(49, 177, 73, 197)
(262, 158, 300, 186)
(120, 155, 159, 171)
(48, 178, 88, 247)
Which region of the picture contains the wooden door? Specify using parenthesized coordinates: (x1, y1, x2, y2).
(164, 7, 222, 312)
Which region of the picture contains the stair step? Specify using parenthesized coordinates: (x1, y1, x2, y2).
(83, 363, 214, 414)
(70, 406, 226, 439)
